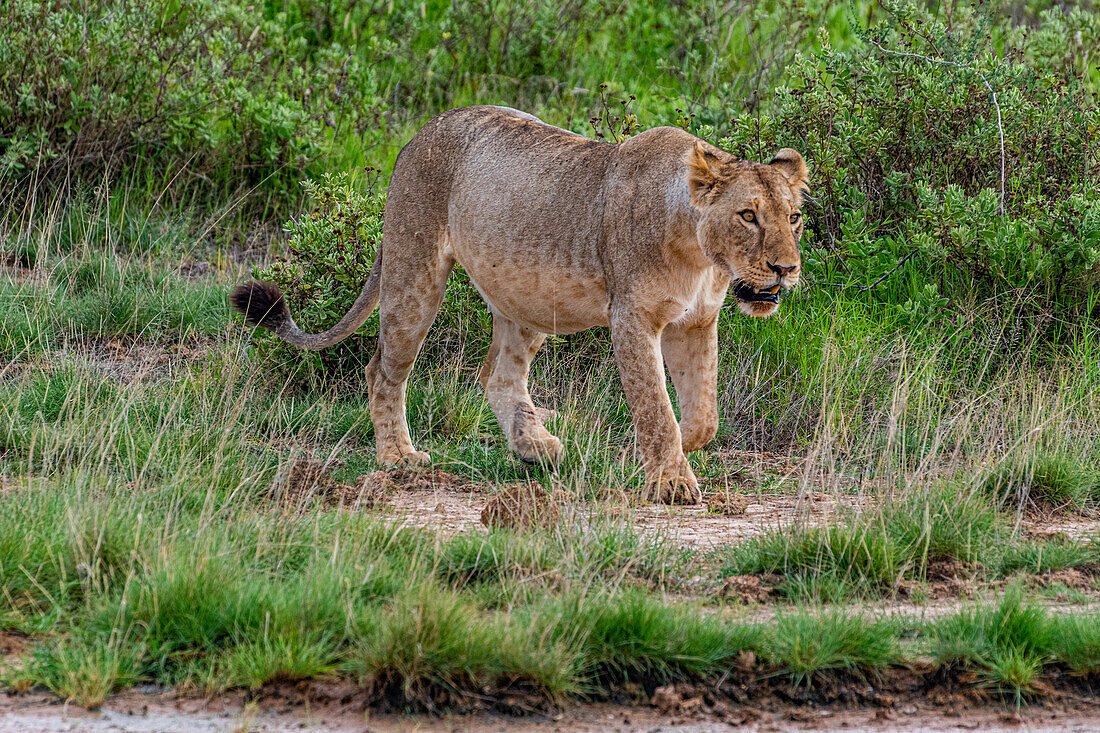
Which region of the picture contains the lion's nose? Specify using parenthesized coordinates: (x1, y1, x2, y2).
(768, 262, 798, 278)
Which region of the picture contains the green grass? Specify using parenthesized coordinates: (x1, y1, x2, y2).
(766, 613, 899, 686)
(982, 451, 1100, 513)
(929, 586, 1057, 703)
(25, 636, 143, 710)
(725, 480, 1100, 601)
(725, 483, 1005, 596)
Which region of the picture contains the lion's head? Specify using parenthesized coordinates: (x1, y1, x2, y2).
(685, 143, 809, 318)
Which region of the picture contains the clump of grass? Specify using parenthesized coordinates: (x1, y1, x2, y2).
(25, 636, 143, 709)
(726, 483, 1004, 598)
(765, 613, 899, 686)
(436, 529, 563, 587)
(566, 589, 762, 685)
(997, 534, 1100, 575)
(928, 585, 1054, 701)
(1048, 615, 1100, 676)
(982, 451, 1100, 514)
(217, 633, 339, 690)
(349, 581, 581, 704)
(731, 522, 903, 597)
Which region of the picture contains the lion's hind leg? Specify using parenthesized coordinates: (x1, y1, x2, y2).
(366, 242, 454, 468)
(481, 314, 563, 467)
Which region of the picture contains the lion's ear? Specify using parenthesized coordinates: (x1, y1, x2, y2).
(685, 141, 725, 207)
(769, 148, 809, 191)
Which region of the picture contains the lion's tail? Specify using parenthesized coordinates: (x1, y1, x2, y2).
(230, 245, 382, 351)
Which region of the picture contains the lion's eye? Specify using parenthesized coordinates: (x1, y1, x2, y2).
(789, 212, 802, 225)
(740, 210, 756, 223)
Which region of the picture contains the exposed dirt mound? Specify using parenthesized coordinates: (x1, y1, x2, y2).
(650, 684, 706, 716)
(926, 560, 984, 581)
(351, 473, 391, 508)
(720, 574, 778, 604)
(273, 458, 384, 510)
(1033, 565, 1100, 591)
(480, 483, 563, 530)
(273, 457, 358, 510)
(706, 490, 749, 515)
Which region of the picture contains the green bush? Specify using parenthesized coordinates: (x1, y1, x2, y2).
(251, 172, 385, 378)
(719, 4, 1100, 326)
(250, 173, 491, 384)
(0, 0, 370, 197)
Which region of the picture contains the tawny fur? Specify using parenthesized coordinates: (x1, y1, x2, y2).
(231, 106, 808, 504)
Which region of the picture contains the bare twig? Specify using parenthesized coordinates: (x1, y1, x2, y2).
(868, 38, 1005, 216)
(814, 249, 917, 292)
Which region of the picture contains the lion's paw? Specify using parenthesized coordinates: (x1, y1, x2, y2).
(513, 429, 565, 469)
(642, 459, 701, 505)
(378, 447, 432, 467)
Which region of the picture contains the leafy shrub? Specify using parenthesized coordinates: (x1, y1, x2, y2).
(268, 0, 835, 131)
(252, 172, 385, 378)
(719, 4, 1100, 326)
(250, 173, 491, 383)
(0, 0, 370, 198)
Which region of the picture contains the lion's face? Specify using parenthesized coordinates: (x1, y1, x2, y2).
(685, 144, 809, 318)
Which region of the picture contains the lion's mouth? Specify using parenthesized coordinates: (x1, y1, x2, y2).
(733, 281, 782, 305)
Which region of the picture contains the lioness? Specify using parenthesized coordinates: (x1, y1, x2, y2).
(232, 106, 807, 504)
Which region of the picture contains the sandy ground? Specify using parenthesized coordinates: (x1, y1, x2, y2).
(5, 693, 1100, 733)
(373, 480, 1100, 550)
(380, 485, 852, 548)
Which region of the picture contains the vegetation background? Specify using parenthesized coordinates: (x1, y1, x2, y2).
(1, 0, 1100, 714)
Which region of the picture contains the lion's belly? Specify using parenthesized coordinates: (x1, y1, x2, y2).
(455, 252, 611, 334)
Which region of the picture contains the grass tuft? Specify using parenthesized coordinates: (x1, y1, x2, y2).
(26, 637, 143, 709)
(765, 613, 898, 686)
(982, 452, 1100, 513)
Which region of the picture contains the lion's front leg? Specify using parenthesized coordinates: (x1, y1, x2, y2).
(610, 313, 701, 505)
(662, 314, 719, 454)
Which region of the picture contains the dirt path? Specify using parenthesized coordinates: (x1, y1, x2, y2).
(3, 694, 1100, 733)
(375, 481, 856, 549)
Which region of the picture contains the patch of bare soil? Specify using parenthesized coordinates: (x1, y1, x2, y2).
(628, 490, 857, 549)
(368, 477, 858, 550)
(1024, 515, 1100, 541)
(0, 630, 29, 658)
(6, 674, 1100, 733)
(361, 467, 479, 493)
(272, 461, 486, 513)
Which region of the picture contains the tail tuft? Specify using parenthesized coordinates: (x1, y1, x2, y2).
(230, 281, 289, 330)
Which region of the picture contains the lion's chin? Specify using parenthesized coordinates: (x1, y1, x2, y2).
(737, 299, 780, 318)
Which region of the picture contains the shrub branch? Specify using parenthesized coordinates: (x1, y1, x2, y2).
(815, 249, 917, 292)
